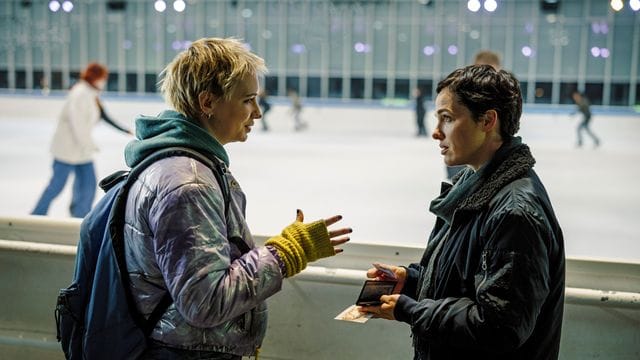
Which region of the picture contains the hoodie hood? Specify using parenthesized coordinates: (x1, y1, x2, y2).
(124, 110, 229, 168)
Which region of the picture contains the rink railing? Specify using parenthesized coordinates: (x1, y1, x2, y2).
(1, 215, 639, 309)
(2, 238, 639, 309)
(1, 216, 640, 360)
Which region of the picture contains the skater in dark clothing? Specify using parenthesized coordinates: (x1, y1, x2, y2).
(572, 91, 600, 148)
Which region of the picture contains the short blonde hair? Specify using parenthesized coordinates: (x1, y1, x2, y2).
(159, 37, 267, 120)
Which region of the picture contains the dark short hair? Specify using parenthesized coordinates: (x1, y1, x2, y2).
(436, 64, 522, 139)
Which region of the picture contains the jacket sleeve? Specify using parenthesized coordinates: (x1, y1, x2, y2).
(148, 181, 283, 328)
(400, 263, 421, 298)
(394, 209, 552, 353)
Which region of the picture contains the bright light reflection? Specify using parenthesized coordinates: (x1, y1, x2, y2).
(447, 45, 458, 55)
(610, 0, 623, 11)
(590, 47, 601, 57)
(521, 46, 533, 57)
(484, 0, 498, 12)
(631, 0, 640, 11)
(173, 0, 186, 12)
(48, 0, 60, 12)
(467, 0, 481, 12)
(154, 0, 166, 12)
(61, 0, 73, 12)
(600, 48, 610, 58)
(423, 45, 435, 56)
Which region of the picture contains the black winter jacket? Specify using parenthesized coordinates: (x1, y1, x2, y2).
(395, 141, 565, 360)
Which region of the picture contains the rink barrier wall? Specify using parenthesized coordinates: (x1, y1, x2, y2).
(1, 216, 639, 359)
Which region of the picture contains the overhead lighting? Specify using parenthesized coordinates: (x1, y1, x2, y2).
(61, 0, 73, 12)
(154, 0, 166, 12)
(173, 0, 186, 12)
(630, 0, 640, 11)
(484, 0, 498, 12)
(48, 0, 60, 12)
(610, 0, 623, 11)
(467, 0, 481, 12)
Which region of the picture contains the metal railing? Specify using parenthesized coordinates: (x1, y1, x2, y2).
(1, 236, 638, 310)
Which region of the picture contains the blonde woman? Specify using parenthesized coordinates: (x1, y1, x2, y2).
(121, 38, 351, 359)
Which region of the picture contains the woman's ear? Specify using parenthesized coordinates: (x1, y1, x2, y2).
(481, 110, 498, 132)
(198, 91, 217, 117)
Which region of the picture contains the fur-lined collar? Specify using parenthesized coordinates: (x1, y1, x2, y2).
(454, 142, 536, 211)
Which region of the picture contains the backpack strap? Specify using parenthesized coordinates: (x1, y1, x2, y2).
(107, 146, 250, 337)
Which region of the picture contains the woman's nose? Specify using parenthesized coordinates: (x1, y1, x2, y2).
(432, 126, 443, 140)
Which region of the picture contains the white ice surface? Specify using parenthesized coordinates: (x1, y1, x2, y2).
(1, 95, 639, 262)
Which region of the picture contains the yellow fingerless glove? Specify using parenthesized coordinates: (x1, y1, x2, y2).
(265, 220, 334, 277)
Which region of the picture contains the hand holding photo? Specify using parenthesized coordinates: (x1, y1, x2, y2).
(356, 280, 397, 306)
(334, 304, 373, 323)
(373, 262, 397, 280)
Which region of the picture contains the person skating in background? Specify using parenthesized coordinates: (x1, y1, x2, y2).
(414, 86, 428, 137)
(258, 90, 272, 131)
(572, 91, 600, 148)
(288, 88, 307, 131)
(31, 62, 132, 218)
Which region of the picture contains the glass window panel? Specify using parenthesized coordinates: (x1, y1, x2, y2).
(636, 84, 640, 106)
(351, 77, 364, 99)
(585, 23, 607, 80)
(286, 2, 305, 74)
(286, 76, 299, 93)
(417, 79, 433, 101)
(16, 70, 26, 89)
(145, 73, 158, 93)
(396, 24, 411, 76)
(329, 10, 346, 73)
(33, 70, 43, 90)
(585, 83, 603, 105)
(395, 78, 410, 100)
(440, 20, 459, 75)
(559, 82, 578, 104)
(264, 76, 278, 97)
(512, 21, 534, 77)
(107, 73, 118, 92)
(373, 5, 389, 74)
(262, 2, 280, 73)
(0, 70, 8, 88)
(329, 77, 342, 98)
(51, 70, 63, 90)
(372, 78, 386, 100)
(304, 2, 327, 74)
(307, 77, 321, 98)
(611, 24, 632, 79)
(560, 24, 581, 78)
(609, 83, 629, 106)
(126, 73, 137, 92)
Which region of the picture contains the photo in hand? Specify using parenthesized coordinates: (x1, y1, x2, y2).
(355, 280, 397, 306)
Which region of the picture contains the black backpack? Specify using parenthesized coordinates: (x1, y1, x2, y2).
(55, 146, 249, 359)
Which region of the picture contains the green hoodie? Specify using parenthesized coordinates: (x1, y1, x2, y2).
(124, 110, 229, 168)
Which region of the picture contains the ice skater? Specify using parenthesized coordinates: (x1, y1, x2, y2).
(288, 89, 307, 131)
(572, 91, 600, 148)
(258, 90, 272, 131)
(31, 62, 132, 218)
(414, 86, 427, 137)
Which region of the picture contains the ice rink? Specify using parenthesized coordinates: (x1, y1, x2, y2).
(1, 94, 639, 262)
